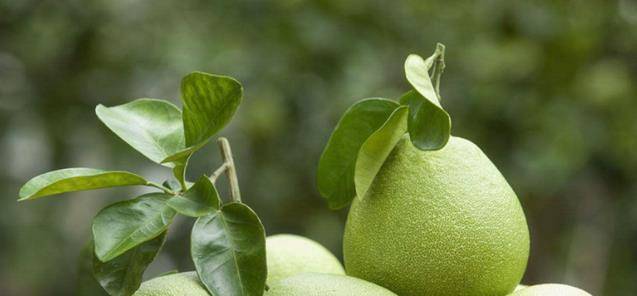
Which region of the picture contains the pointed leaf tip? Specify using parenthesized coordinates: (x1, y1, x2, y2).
(95, 98, 186, 165)
(18, 168, 148, 201)
(93, 233, 167, 296)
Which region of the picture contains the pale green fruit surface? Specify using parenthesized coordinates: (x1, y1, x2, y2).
(515, 284, 528, 291)
(509, 283, 592, 296)
(265, 273, 397, 296)
(344, 136, 529, 296)
(133, 272, 208, 296)
(266, 234, 345, 284)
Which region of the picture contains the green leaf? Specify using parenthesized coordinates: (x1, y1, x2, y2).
(181, 72, 243, 147)
(93, 193, 176, 262)
(400, 90, 451, 151)
(93, 232, 167, 296)
(354, 106, 409, 199)
(18, 168, 148, 201)
(96, 99, 185, 165)
(317, 98, 399, 209)
(191, 202, 266, 296)
(403, 44, 451, 151)
(77, 240, 108, 296)
(167, 176, 220, 217)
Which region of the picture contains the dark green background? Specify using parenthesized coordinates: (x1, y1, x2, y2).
(1, 1, 635, 295)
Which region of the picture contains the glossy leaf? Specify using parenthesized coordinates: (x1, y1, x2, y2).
(167, 176, 220, 217)
(93, 193, 176, 262)
(18, 168, 148, 201)
(354, 106, 408, 199)
(181, 72, 243, 147)
(400, 90, 451, 151)
(93, 232, 167, 296)
(191, 202, 266, 296)
(403, 44, 451, 151)
(317, 98, 399, 209)
(96, 99, 185, 165)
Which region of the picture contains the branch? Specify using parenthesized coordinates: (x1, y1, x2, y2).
(216, 137, 242, 202)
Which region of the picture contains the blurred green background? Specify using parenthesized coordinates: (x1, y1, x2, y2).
(1, 0, 636, 295)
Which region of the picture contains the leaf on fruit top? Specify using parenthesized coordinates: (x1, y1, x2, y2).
(18, 168, 148, 201)
(181, 72, 243, 147)
(167, 176, 220, 217)
(191, 202, 266, 296)
(93, 193, 176, 262)
(96, 99, 185, 166)
(403, 43, 451, 151)
(317, 98, 400, 209)
(354, 106, 408, 199)
(93, 232, 167, 296)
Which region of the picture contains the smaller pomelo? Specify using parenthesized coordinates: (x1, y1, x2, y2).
(509, 283, 591, 296)
(133, 272, 208, 296)
(265, 273, 397, 296)
(266, 234, 344, 284)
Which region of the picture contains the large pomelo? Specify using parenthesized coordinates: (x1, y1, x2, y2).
(266, 234, 345, 284)
(133, 272, 208, 296)
(344, 136, 529, 296)
(265, 273, 397, 296)
(509, 283, 591, 295)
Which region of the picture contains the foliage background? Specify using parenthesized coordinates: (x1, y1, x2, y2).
(1, 0, 636, 295)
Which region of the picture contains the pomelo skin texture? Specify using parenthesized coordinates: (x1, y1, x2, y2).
(133, 272, 208, 296)
(266, 234, 345, 284)
(344, 136, 530, 296)
(509, 283, 592, 296)
(265, 273, 397, 296)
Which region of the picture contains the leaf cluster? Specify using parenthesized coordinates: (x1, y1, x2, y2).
(317, 43, 451, 209)
(18, 72, 267, 296)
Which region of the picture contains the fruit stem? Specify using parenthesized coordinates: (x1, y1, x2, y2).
(431, 43, 446, 100)
(216, 137, 242, 203)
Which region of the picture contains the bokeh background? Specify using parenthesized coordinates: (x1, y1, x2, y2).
(1, 0, 636, 295)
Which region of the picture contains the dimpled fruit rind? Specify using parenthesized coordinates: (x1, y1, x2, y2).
(265, 273, 397, 296)
(266, 234, 345, 284)
(133, 272, 208, 296)
(509, 283, 592, 296)
(344, 136, 530, 296)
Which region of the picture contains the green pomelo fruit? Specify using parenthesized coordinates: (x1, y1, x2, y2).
(266, 234, 345, 284)
(133, 235, 344, 295)
(265, 273, 397, 296)
(344, 136, 530, 296)
(509, 283, 592, 295)
(133, 272, 208, 296)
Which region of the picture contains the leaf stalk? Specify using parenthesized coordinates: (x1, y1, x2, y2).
(212, 137, 242, 203)
(146, 182, 177, 195)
